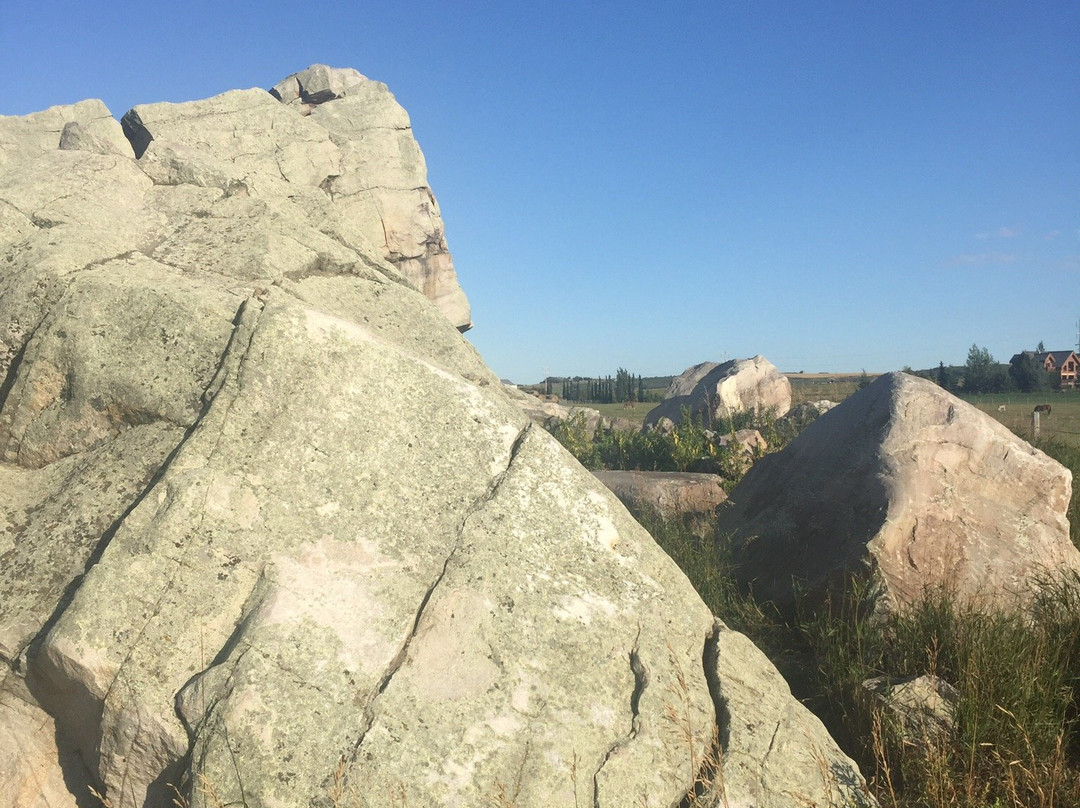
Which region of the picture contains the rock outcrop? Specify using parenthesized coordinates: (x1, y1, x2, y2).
(121, 64, 471, 330)
(0, 71, 871, 808)
(644, 356, 791, 430)
(717, 372, 1080, 616)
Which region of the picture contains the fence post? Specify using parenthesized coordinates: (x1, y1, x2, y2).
(1032, 410, 1040, 440)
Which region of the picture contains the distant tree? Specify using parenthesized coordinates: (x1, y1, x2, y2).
(936, 361, 951, 390)
(545, 377, 553, 396)
(1009, 352, 1048, 393)
(1037, 340, 1046, 353)
(964, 344, 1007, 393)
(857, 370, 870, 389)
(615, 367, 633, 403)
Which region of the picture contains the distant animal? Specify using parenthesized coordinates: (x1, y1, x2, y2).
(1034, 404, 1052, 414)
(997, 405, 1006, 412)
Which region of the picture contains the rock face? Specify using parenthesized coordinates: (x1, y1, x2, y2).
(0, 99, 131, 167)
(121, 63, 471, 330)
(717, 372, 1080, 616)
(592, 471, 728, 521)
(0, 72, 871, 808)
(644, 356, 791, 430)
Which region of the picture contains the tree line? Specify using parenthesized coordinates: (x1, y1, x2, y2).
(928, 343, 1066, 394)
(551, 368, 649, 404)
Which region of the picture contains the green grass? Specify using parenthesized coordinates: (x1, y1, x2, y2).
(788, 373, 873, 405)
(579, 400, 658, 427)
(961, 390, 1080, 448)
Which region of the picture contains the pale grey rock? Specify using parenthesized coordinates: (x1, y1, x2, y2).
(862, 674, 958, 750)
(0, 258, 240, 468)
(58, 117, 131, 157)
(593, 470, 727, 521)
(712, 621, 873, 806)
(644, 356, 791, 430)
(783, 399, 838, 428)
(650, 415, 677, 435)
(503, 384, 605, 434)
(270, 64, 369, 109)
(0, 685, 86, 808)
(718, 428, 767, 455)
(0, 99, 123, 168)
(136, 139, 236, 189)
(718, 372, 1080, 615)
(303, 73, 471, 331)
(0, 423, 184, 663)
(685, 429, 767, 480)
(0, 74, 871, 808)
(117, 70, 473, 331)
(122, 88, 343, 185)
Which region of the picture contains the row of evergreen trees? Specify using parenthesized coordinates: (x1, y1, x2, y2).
(551, 368, 648, 404)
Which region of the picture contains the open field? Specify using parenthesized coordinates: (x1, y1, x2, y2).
(527, 376, 1080, 447)
(787, 372, 877, 405)
(583, 400, 657, 426)
(962, 391, 1080, 446)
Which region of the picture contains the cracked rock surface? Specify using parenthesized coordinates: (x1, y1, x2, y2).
(1, 67, 870, 807)
(718, 372, 1080, 616)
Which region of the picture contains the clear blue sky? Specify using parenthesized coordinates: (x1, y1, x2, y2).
(3, 2, 1077, 383)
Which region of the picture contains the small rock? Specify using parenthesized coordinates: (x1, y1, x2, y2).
(862, 674, 959, 749)
(592, 470, 727, 522)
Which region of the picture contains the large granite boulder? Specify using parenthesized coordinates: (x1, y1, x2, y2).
(644, 356, 791, 430)
(0, 74, 871, 808)
(717, 372, 1080, 616)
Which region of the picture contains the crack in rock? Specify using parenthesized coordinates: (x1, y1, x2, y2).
(17, 294, 267, 808)
(81, 295, 267, 706)
(592, 627, 647, 808)
(345, 423, 532, 763)
(174, 567, 270, 743)
(15, 293, 261, 663)
(347, 541, 459, 763)
(0, 320, 42, 420)
(674, 622, 726, 808)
